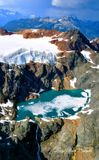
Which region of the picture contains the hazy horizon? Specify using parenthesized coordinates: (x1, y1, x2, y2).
(0, 0, 98, 21)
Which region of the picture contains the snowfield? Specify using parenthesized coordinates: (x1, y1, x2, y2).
(81, 50, 94, 64)
(0, 34, 59, 65)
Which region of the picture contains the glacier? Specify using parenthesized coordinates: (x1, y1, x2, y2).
(0, 34, 59, 65)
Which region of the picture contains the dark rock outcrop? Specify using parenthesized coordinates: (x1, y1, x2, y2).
(0, 119, 41, 160)
(39, 110, 99, 160)
(0, 28, 12, 35)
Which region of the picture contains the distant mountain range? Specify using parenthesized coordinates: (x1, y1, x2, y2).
(3, 16, 99, 39)
(0, 9, 99, 39)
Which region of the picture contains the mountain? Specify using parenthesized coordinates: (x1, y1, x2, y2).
(3, 16, 99, 39)
(0, 28, 99, 159)
(0, 9, 25, 26)
(0, 28, 98, 66)
(0, 28, 98, 103)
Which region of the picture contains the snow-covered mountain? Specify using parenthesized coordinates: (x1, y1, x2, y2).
(0, 9, 24, 26)
(0, 33, 58, 65)
(0, 28, 99, 66)
(0, 28, 99, 160)
(3, 16, 99, 39)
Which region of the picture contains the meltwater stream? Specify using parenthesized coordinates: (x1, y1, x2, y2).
(17, 89, 91, 120)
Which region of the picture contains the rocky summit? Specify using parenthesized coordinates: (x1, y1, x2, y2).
(0, 28, 99, 160)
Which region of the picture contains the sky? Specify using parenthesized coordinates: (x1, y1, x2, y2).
(0, 0, 99, 21)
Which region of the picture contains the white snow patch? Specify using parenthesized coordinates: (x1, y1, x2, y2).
(41, 118, 50, 122)
(9, 113, 12, 116)
(0, 137, 2, 140)
(81, 50, 94, 64)
(17, 106, 20, 110)
(57, 38, 68, 42)
(0, 100, 13, 108)
(86, 71, 89, 73)
(73, 107, 79, 112)
(56, 55, 67, 59)
(39, 88, 45, 93)
(66, 50, 75, 53)
(58, 38, 63, 41)
(81, 109, 93, 115)
(65, 39, 69, 42)
(5, 116, 10, 120)
(0, 120, 6, 124)
(54, 79, 58, 82)
(29, 102, 34, 105)
(9, 69, 13, 72)
(70, 77, 77, 88)
(7, 142, 10, 146)
(0, 119, 34, 125)
(90, 38, 97, 43)
(91, 65, 99, 69)
(29, 92, 40, 97)
(0, 34, 60, 65)
(13, 134, 17, 137)
(0, 100, 13, 116)
(0, 120, 13, 124)
(51, 87, 56, 90)
(32, 29, 38, 32)
(67, 115, 80, 120)
(70, 36, 73, 40)
(87, 109, 93, 115)
(29, 119, 35, 123)
(0, 107, 5, 115)
(17, 119, 28, 122)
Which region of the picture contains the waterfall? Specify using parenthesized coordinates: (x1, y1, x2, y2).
(36, 126, 41, 160)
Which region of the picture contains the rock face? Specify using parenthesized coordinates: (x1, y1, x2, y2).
(0, 119, 40, 160)
(0, 29, 99, 159)
(39, 110, 99, 160)
(19, 29, 60, 39)
(74, 112, 99, 160)
(0, 112, 98, 160)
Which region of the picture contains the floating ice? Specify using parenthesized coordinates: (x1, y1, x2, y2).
(17, 90, 91, 120)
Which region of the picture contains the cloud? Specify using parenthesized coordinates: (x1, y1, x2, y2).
(51, 0, 99, 10)
(47, 2, 99, 21)
(0, 0, 7, 5)
(0, 0, 14, 6)
(50, 0, 99, 20)
(0, 0, 51, 15)
(0, 0, 98, 20)
(52, 0, 84, 8)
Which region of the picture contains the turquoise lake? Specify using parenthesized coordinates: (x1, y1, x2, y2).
(17, 89, 90, 120)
